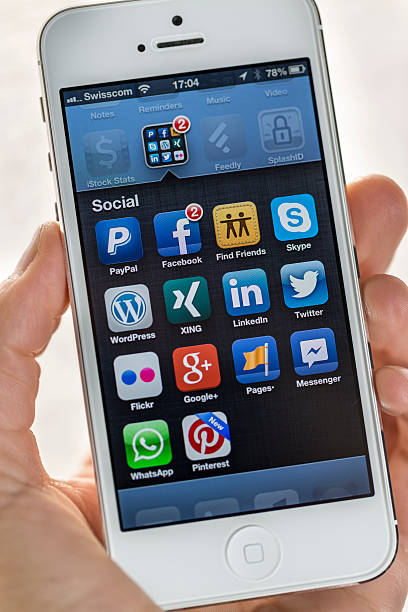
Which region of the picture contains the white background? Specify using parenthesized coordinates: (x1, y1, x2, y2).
(0, 0, 407, 604)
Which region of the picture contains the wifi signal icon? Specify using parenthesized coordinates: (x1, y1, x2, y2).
(138, 84, 151, 95)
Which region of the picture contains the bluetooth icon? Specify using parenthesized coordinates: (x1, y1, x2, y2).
(254, 69, 263, 81)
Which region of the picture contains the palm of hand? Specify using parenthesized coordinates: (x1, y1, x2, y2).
(0, 176, 408, 612)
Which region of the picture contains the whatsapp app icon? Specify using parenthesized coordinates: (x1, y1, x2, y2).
(123, 420, 172, 469)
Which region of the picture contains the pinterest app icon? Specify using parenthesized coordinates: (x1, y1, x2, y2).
(182, 412, 231, 460)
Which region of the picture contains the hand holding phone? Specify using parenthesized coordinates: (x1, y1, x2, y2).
(0, 178, 406, 611)
(37, 0, 401, 607)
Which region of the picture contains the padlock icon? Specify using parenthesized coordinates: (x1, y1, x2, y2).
(273, 115, 292, 145)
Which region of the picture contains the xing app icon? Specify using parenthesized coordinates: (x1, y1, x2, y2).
(201, 114, 247, 160)
(95, 217, 143, 265)
(173, 344, 221, 392)
(123, 420, 172, 469)
(154, 210, 202, 257)
(105, 285, 153, 332)
(84, 129, 131, 176)
(271, 194, 319, 241)
(114, 353, 163, 400)
(213, 202, 260, 249)
(163, 277, 211, 324)
(291, 328, 338, 376)
(222, 269, 270, 317)
(232, 336, 280, 384)
(142, 123, 188, 168)
(182, 412, 231, 461)
(281, 261, 328, 308)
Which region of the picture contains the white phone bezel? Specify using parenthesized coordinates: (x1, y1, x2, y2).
(39, 0, 397, 608)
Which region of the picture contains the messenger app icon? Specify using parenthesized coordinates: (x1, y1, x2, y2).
(290, 328, 338, 376)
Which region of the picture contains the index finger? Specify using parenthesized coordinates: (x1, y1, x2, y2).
(346, 175, 408, 281)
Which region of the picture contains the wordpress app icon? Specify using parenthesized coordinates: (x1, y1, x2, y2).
(154, 210, 201, 257)
(222, 269, 270, 317)
(271, 194, 319, 241)
(104, 285, 153, 332)
(281, 260, 328, 308)
(95, 217, 143, 265)
(291, 328, 338, 376)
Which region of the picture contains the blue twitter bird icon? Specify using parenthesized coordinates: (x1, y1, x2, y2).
(281, 260, 328, 308)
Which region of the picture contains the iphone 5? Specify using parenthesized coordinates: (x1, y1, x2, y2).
(38, 0, 397, 608)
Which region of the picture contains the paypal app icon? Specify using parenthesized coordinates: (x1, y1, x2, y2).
(281, 261, 328, 308)
(291, 328, 338, 376)
(154, 210, 202, 257)
(95, 217, 143, 265)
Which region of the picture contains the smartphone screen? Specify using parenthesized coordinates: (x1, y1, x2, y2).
(61, 59, 373, 531)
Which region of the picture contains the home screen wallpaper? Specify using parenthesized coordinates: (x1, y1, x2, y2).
(62, 59, 372, 531)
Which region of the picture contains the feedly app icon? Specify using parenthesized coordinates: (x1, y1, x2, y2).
(182, 412, 231, 461)
(123, 420, 172, 469)
(271, 194, 319, 241)
(291, 328, 338, 376)
(95, 217, 143, 265)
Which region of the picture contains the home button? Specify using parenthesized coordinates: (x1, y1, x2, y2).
(226, 525, 281, 580)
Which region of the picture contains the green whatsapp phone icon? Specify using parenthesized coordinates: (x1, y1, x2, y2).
(123, 420, 172, 469)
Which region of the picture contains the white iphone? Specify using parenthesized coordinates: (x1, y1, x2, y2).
(39, 0, 397, 608)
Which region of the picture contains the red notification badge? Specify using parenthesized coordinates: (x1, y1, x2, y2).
(185, 203, 204, 222)
(173, 115, 191, 134)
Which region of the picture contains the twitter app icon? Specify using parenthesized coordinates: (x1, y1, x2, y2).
(281, 260, 328, 308)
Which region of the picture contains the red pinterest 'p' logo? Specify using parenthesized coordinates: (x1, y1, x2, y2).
(188, 419, 224, 455)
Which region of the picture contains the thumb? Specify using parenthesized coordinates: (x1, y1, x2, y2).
(0, 222, 68, 431)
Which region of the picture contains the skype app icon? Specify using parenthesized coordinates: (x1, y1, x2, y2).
(271, 194, 319, 241)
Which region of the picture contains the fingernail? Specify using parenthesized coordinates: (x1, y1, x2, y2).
(15, 225, 44, 274)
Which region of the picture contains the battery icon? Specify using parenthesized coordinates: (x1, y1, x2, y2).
(289, 64, 306, 75)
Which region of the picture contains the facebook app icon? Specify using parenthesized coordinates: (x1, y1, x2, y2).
(154, 210, 202, 257)
(95, 217, 143, 265)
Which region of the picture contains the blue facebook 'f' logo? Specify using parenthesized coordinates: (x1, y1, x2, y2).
(154, 211, 202, 257)
(95, 217, 143, 265)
